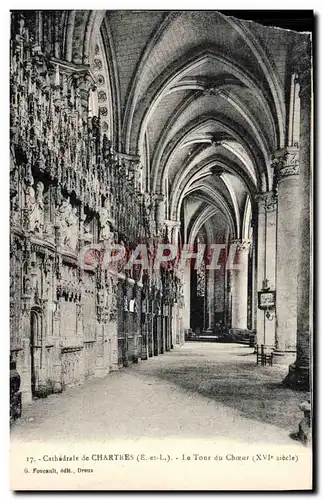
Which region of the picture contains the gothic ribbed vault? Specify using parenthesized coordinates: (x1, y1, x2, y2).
(9, 10, 312, 408)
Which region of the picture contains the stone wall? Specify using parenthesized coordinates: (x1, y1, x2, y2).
(10, 11, 185, 407)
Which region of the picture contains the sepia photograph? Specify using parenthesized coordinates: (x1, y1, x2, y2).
(9, 8, 313, 491)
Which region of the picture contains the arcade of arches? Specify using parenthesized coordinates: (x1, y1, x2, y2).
(10, 10, 313, 406)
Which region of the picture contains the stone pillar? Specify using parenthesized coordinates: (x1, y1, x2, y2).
(20, 336, 32, 406)
(167, 305, 173, 350)
(108, 275, 119, 371)
(182, 264, 190, 330)
(20, 293, 33, 405)
(52, 299, 63, 393)
(141, 295, 149, 360)
(172, 222, 181, 247)
(251, 226, 258, 332)
(95, 322, 108, 377)
(155, 194, 165, 234)
(179, 304, 185, 345)
(256, 192, 277, 346)
(284, 38, 312, 389)
(165, 220, 180, 246)
(206, 269, 214, 330)
(230, 240, 250, 330)
(162, 309, 167, 353)
(108, 320, 119, 371)
(214, 266, 225, 323)
(224, 264, 230, 326)
(149, 307, 154, 357)
(171, 303, 177, 347)
(133, 287, 141, 363)
(273, 147, 300, 363)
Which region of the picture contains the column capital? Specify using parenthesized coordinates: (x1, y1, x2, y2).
(164, 219, 180, 229)
(164, 220, 181, 245)
(271, 147, 299, 180)
(256, 191, 277, 213)
(48, 57, 97, 91)
(230, 239, 251, 252)
(154, 193, 165, 203)
(117, 152, 141, 164)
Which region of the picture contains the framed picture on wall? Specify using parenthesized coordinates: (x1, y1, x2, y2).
(258, 290, 276, 309)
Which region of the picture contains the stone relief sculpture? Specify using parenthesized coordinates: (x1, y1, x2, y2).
(99, 198, 114, 242)
(25, 181, 44, 235)
(54, 198, 78, 250)
(23, 276, 32, 296)
(54, 197, 70, 242)
(80, 211, 93, 243)
(10, 196, 20, 226)
(24, 163, 34, 187)
(109, 277, 117, 321)
(42, 190, 55, 243)
(67, 207, 78, 250)
(97, 284, 106, 307)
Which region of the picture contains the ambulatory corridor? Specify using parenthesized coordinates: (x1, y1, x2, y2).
(11, 343, 308, 446)
(9, 11, 313, 491)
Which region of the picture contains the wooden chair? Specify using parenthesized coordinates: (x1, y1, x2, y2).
(256, 344, 274, 366)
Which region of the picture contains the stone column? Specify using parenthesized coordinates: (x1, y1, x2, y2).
(108, 320, 119, 371)
(251, 225, 258, 332)
(172, 222, 181, 248)
(224, 264, 231, 326)
(171, 303, 177, 347)
(52, 299, 63, 393)
(273, 148, 300, 363)
(182, 264, 191, 330)
(165, 220, 180, 245)
(150, 307, 154, 357)
(214, 266, 225, 323)
(20, 336, 32, 406)
(109, 276, 119, 371)
(230, 239, 250, 330)
(206, 268, 214, 330)
(179, 303, 185, 345)
(155, 194, 165, 234)
(20, 295, 33, 405)
(256, 192, 277, 346)
(162, 305, 167, 353)
(95, 322, 108, 377)
(284, 38, 312, 389)
(141, 294, 149, 360)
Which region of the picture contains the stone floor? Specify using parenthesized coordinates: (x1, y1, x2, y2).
(11, 343, 309, 445)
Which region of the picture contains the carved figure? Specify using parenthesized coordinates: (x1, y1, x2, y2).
(99, 199, 114, 242)
(66, 207, 78, 250)
(26, 181, 44, 235)
(23, 276, 32, 296)
(55, 198, 78, 250)
(109, 278, 117, 320)
(80, 211, 93, 243)
(97, 287, 106, 307)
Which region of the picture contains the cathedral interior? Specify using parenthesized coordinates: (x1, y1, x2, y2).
(10, 10, 312, 410)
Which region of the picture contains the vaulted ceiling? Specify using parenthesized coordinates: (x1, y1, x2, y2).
(93, 11, 292, 244)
